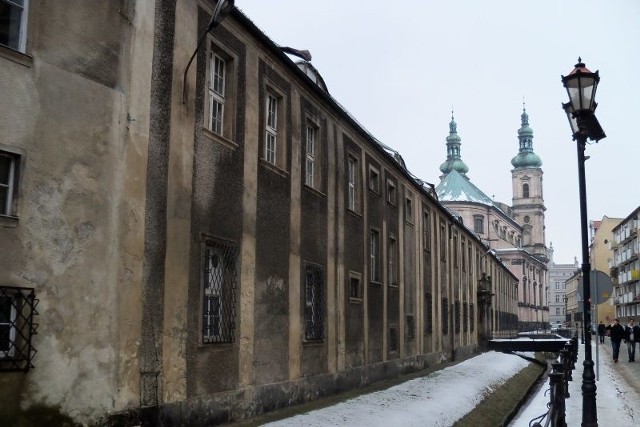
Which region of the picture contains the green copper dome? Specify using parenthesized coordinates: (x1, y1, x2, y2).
(511, 106, 542, 168)
(440, 113, 469, 176)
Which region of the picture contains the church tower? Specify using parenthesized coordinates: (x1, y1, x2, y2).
(439, 112, 469, 179)
(511, 105, 547, 260)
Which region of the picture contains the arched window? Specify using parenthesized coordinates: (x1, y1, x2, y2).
(522, 183, 530, 198)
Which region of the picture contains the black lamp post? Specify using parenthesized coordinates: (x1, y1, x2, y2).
(561, 58, 606, 427)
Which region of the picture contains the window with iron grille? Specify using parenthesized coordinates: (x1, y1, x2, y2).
(0, 286, 38, 372)
(389, 326, 398, 352)
(406, 315, 415, 340)
(454, 300, 461, 333)
(463, 302, 468, 332)
(425, 292, 433, 334)
(202, 242, 238, 344)
(442, 297, 449, 335)
(470, 304, 475, 332)
(304, 264, 324, 341)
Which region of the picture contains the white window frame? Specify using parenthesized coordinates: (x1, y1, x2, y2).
(0, 293, 17, 358)
(347, 155, 357, 211)
(264, 93, 278, 165)
(305, 124, 316, 187)
(207, 52, 226, 135)
(0, 151, 17, 216)
(387, 179, 397, 205)
(1, 0, 29, 52)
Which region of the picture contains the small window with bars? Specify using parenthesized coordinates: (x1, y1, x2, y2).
(389, 326, 398, 352)
(463, 302, 468, 332)
(202, 241, 238, 344)
(454, 300, 461, 333)
(442, 297, 449, 335)
(0, 286, 38, 372)
(470, 304, 475, 332)
(406, 315, 415, 340)
(304, 264, 324, 341)
(425, 292, 433, 335)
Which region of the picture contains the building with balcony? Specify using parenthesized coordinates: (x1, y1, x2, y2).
(610, 206, 640, 322)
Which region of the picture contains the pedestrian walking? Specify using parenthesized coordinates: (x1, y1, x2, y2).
(624, 318, 640, 362)
(597, 321, 606, 344)
(608, 319, 626, 363)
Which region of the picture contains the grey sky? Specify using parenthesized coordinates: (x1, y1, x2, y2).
(237, 0, 640, 264)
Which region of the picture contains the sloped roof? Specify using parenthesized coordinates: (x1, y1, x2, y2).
(435, 169, 494, 206)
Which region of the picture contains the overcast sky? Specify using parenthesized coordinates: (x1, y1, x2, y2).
(236, 0, 640, 264)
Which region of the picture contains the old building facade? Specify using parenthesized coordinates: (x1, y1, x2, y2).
(610, 206, 640, 322)
(435, 109, 548, 332)
(0, 1, 518, 425)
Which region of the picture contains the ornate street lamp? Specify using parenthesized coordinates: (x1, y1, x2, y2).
(561, 58, 606, 427)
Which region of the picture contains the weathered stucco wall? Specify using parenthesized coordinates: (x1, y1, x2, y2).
(0, 0, 154, 423)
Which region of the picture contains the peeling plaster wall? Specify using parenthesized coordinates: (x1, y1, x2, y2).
(0, 0, 154, 423)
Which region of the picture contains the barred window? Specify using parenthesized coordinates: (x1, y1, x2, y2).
(454, 300, 461, 333)
(463, 302, 468, 332)
(406, 315, 415, 340)
(425, 292, 433, 335)
(470, 304, 475, 332)
(202, 242, 238, 344)
(304, 264, 324, 341)
(442, 297, 449, 335)
(0, 286, 38, 372)
(389, 326, 398, 352)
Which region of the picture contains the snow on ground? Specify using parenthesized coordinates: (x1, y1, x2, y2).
(263, 338, 640, 427)
(511, 339, 640, 426)
(264, 352, 531, 427)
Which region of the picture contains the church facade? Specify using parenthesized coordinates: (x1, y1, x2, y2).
(435, 110, 549, 332)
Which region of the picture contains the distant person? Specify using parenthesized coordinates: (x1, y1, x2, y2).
(608, 319, 626, 363)
(624, 318, 640, 362)
(597, 321, 606, 344)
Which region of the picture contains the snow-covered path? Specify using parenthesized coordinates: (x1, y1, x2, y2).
(261, 339, 640, 426)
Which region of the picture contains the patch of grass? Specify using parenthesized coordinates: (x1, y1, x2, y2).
(453, 354, 547, 427)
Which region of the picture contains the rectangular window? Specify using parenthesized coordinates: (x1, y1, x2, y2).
(202, 242, 238, 344)
(425, 292, 433, 334)
(0, 286, 37, 372)
(405, 196, 413, 222)
(347, 155, 358, 211)
(304, 124, 316, 187)
(440, 221, 447, 260)
(470, 304, 475, 332)
(461, 239, 466, 271)
(368, 166, 380, 194)
(389, 326, 398, 352)
(473, 215, 484, 234)
(264, 93, 278, 165)
(386, 179, 396, 205)
(454, 300, 461, 333)
(406, 315, 415, 340)
(442, 297, 449, 335)
(388, 235, 397, 286)
(423, 210, 431, 252)
(207, 53, 226, 135)
(0, 0, 28, 52)
(304, 264, 324, 341)
(349, 273, 362, 301)
(453, 234, 458, 267)
(370, 229, 380, 282)
(0, 151, 19, 217)
(463, 303, 468, 332)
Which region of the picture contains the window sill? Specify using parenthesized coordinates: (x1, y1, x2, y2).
(303, 184, 326, 199)
(260, 159, 289, 178)
(0, 44, 33, 68)
(369, 280, 382, 286)
(0, 215, 18, 228)
(348, 297, 363, 304)
(303, 339, 324, 347)
(201, 127, 238, 150)
(346, 208, 362, 219)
